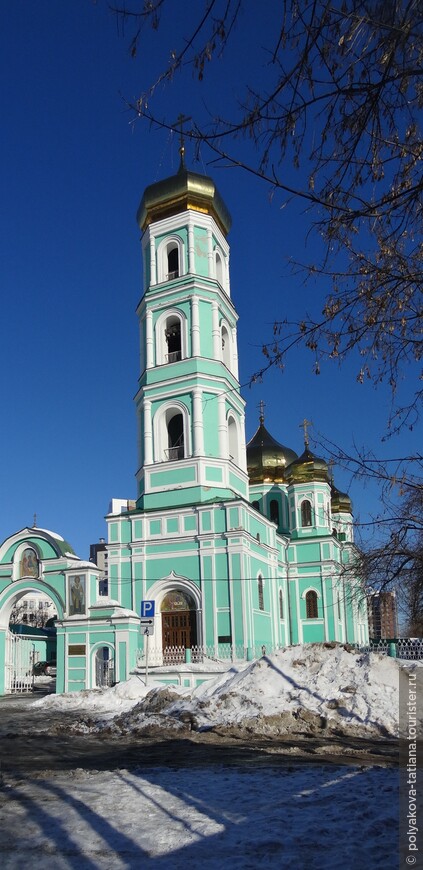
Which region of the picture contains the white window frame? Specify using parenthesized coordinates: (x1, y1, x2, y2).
(157, 235, 185, 284)
(153, 400, 191, 463)
(155, 308, 187, 366)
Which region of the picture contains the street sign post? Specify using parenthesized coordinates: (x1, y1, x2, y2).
(140, 602, 155, 686)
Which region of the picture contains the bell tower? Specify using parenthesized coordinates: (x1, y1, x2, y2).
(134, 152, 248, 510)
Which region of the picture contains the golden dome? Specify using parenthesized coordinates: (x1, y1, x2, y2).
(331, 484, 353, 513)
(247, 421, 298, 484)
(285, 447, 330, 485)
(137, 159, 232, 236)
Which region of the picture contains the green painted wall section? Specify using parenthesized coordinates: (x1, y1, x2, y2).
(193, 226, 209, 277)
(150, 466, 196, 488)
(199, 298, 213, 356)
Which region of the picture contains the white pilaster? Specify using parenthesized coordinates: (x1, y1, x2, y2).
(207, 227, 213, 278)
(188, 223, 195, 274)
(146, 310, 153, 369)
(149, 235, 156, 286)
(218, 393, 227, 459)
(232, 326, 239, 379)
(212, 301, 220, 360)
(239, 412, 247, 471)
(144, 399, 153, 465)
(192, 387, 204, 457)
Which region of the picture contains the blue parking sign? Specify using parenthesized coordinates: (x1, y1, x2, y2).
(141, 600, 155, 618)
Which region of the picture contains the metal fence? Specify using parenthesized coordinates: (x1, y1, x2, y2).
(136, 637, 423, 668)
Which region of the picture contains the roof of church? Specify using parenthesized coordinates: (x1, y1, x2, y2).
(136, 155, 232, 236)
(247, 420, 298, 483)
(330, 483, 353, 513)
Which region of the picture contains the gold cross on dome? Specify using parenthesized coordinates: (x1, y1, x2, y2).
(258, 400, 266, 424)
(33, 513, 37, 528)
(170, 113, 192, 163)
(300, 418, 313, 448)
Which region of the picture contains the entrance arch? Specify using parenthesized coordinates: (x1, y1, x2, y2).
(0, 582, 63, 694)
(147, 573, 202, 661)
(92, 644, 115, 688)
(161, 590, 197, 662)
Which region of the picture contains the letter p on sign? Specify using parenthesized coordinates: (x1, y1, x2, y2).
(141, 600, 155, 618)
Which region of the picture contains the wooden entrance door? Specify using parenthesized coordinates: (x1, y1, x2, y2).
(162, 610, 197, 662)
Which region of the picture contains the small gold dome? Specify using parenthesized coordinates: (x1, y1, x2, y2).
(331, 484, 352, 513)
(137, 161, 232, 236)
(285, 447, 330, 485)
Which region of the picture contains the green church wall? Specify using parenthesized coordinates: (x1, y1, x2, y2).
(199, 299, 213, 356)
(2, 538, 59, 563)
(253, 611, 272, 645)
(184, 515, 196, 532)
(302, 622, 325, 643)
(120, 521, 131, 544)
(201, 512, 212, 533)
(134, 520, 143, 539)
(214, 508, 226, 534)
(193, 226, 209, 277)
(119, 641, 127, 682)
(120, 561, 132, 609)
(166, 518, 179, 534)
(109, 563, 119, 600)
(217, 610, 231, 640)
(229, 471, 248, 496)
(229, 553, 244, 643)
(150, 466, 196, 488)
(295, 542, 322, 563)
(216, 578, 229, 608)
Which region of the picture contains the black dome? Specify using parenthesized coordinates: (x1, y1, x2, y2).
(247, 422, 298, 483)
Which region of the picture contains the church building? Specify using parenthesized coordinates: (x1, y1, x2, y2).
(0, 153, 369, 694)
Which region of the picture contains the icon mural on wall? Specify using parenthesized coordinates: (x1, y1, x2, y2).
(19, 548, 39, 578)
(69, 574, 86, 615)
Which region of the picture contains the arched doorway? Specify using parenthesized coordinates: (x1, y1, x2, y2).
(161, 590, 197, 663)
(94, 646, 115, 688)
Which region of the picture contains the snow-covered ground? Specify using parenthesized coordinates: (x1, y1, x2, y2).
(0, 763, 397, 869)
(2, 644, 404, 868)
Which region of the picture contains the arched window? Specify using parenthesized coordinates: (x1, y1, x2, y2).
(270, 499, 280, 525)
(301, 499, 312, 527)
(215, 250, 224, 286)
(258, 575, 264, 611)
(166, 410, 184, 461)
(154, 402, 190, 463)
(279, 590, 284, 619)
(228, 414, 239, 466)
(221, 323, 231, 369)
(167, 243, 179, 280)
(164, 315, 181, 363)
(155, 309, 186, 366)
(306, 590, 318, 619)
(252, 500, 260, 512)
(157, 237, 184, 284)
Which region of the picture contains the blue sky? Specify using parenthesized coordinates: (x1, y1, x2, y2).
(1, 2, 419, 558)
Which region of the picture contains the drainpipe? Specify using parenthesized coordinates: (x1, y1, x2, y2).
(285, 542, 293, 646)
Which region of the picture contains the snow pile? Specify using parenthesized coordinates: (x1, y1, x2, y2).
(114, 644, 404, 738)
(33, 674, 165, 715)
(34, 643, 416, 739)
